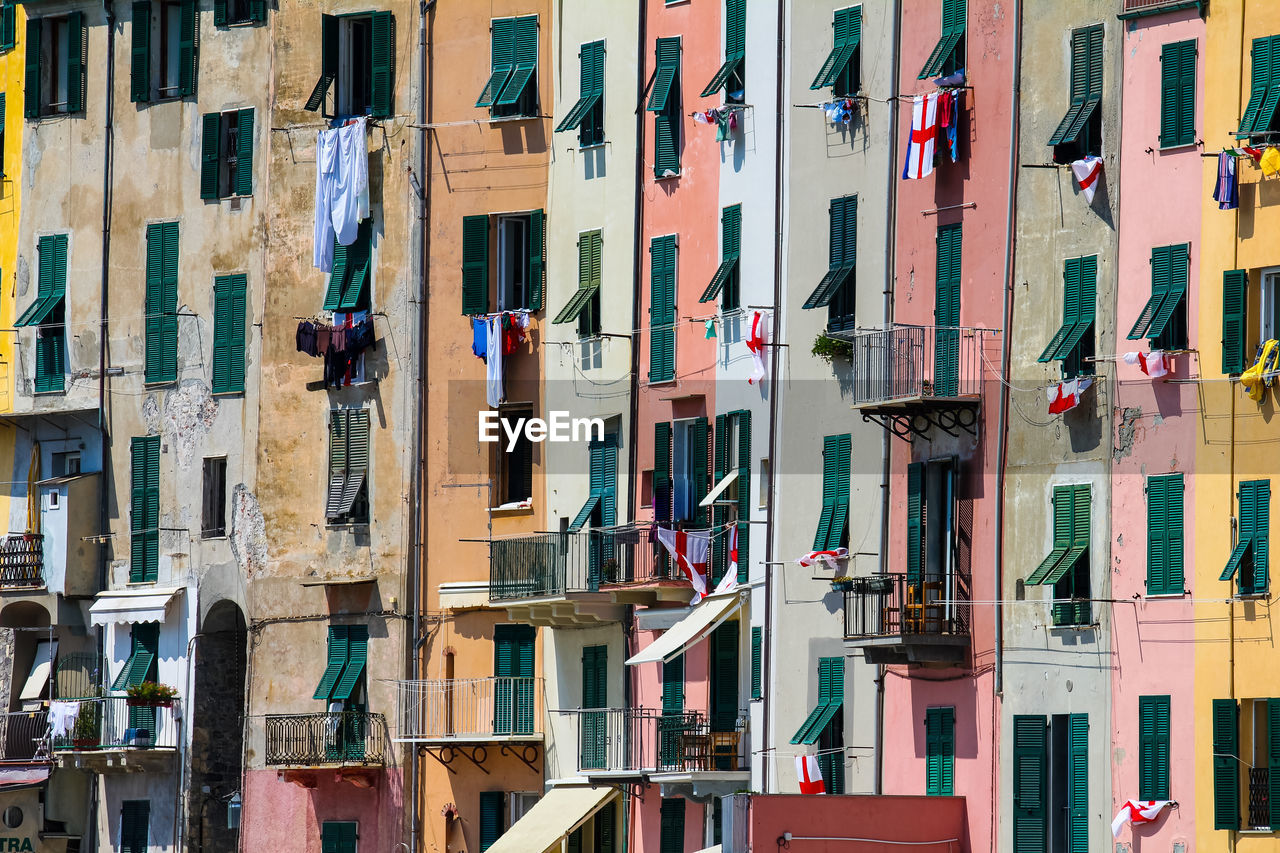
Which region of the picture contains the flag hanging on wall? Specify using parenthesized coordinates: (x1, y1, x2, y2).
(1071, 156, 1103, 204)
(796, 754, 826, 795)
(656, 527, 710, 603)
(902, 93, 940, 180)
(1111, 800, 1173, 837)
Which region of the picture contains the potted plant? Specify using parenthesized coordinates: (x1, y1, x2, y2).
(831, 576, 854, 593)
(70, 703, 100, 749)
(126, 682, 178, 708)
(812, 334, 854, 364)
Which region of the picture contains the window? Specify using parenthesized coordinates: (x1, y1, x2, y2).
(567, 802, 616, 853)
(1213, 698, 1280, 831)
(1138, 695, 1170, 801)
(648, 38, 681, 178)
(459, 212, 545, 315)
(1237, 35, 1280, 142)
(659, 652, 684, 765)
(111, 623, 158, 690)
(509, 792, 539, 826)
(648, 235, 677, 382)
(326, 409, 369, 524)
(129, 436, 160, 583)
(1159, 40, 1196, 148)
(1262, 267, 1280, 344)
(51, 451, 80, 477)
(1048, 25, 1103, 161)
(200, 109, 254, 199)
(120, 800, 150, 853)
(493, 624, 535, 735)
(213, 0, 266, 27)
(553, 230, 601, 337)
(934, 224, 962, 396)
(802, 195, 857, 334)
(810, 6, 861, 97)
(495, 404, 532, 507)
(555, 40, 603, 146)
(580, 644, 608, 770)
(0, 93, 6, 179)
(568, 435, 617, 532)
(699, 205, 741, 310)
(211, 274, 247, 394)
(1038, 255, 1097, 379)
(1011, 714, 1088, 853)
(201, 457, 226, 538)
(700, 0, 743, 102)
(305, 12, 396, 119)
(324, 220, 373, 312)
(758, 458, 770, 508)
(478, 791, 505, 851)
(670, 418, 707, 524)
(791, 657, 844, 793)
(926, 706, 955, 796)
(15, 234, 68, 394)
(750, 627, 762, 699)
(476, 15, 538, 118)
(1223, 268, 1248, 374)
(144, 222, 180, 384)
(813, 434, 851, 551)
(320, 821, 357, 853)
(1127, 244, 1188, 350)
(1145, 474, 1184, 596)
(1026, 483, 1091, 626)
(0, 3, 15, 54)
(709, 620, 739, 735)
(905, 459, 958, 626)
(313, 624, 368, 706)
(1221, 478, 1269, 596)
(659, 798, 685, 853)
(918, 0, 965, 80)
(24, 13, 86, 118)
(711, 411, 750, 584)
(130, 0, 197, 104)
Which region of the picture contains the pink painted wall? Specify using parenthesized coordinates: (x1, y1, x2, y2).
(748, 794, 969, 852)
(877, 4, 1013, 853)
(1110, 10, 1203, 846)
(241, 769, 403, 852)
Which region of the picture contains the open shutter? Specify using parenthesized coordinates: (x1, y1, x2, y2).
(249, 0, 266, 23)
(527, 209, 544, 310)
(1254, 480, 1271, 593)
(461, 215, 490, 315)
(1067, 714, 1088, 853)
(1241, 37, 1271, 136)
(814, 435, 837, 550)
(313, 626, 348, 700)
(0, 3, 15, 53)
(654, 421, 672, 524)
(1222, 269, 1248, 374)
(200, 112, 221, 199)
(235, 108, 254, 196)
(1012, 716, 1047, 853)
(1213, 698, 1240, 830)
(1269, 698, 1280, 829)
(331, 625, 367, 701)
(65, 12, 85, 113)
(736, 412, 752, 582)
(711, 414, 728, 581)
(478, 791, 504, 852)
(213, 0, 227, 27)
(305, 15, 338, 112)
(750, 627, 762, 699)
(370, 11, 395, 119)
(907, 462, 924, 585)
(690, 417, 708, 526)
(23, 18, 38, 118)
(131, 1, 152, 103)
(179, 0, 198, 96)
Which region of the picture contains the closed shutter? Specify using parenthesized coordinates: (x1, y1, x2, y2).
(803, 196, 857, 311)
(750, 627, 762, 699)
(580, 644, 607, 770)
(527, 209, 544, 310)
(709, 620, 738, 732)
(178, 0, 198, 96)
(120, 800, 150, 853)
(1147, 474, 1183, 595)
(907, 462, 924, 585)
(567, 828, 582, 853)
(129, 436, 160, 583)
(815, 435, 850, 551)
(1160, 40, 1196, 147)
(934, 224, 962, 396)
(691, 417, 708, 526)
(494, 624, 534, 735)
(1269, 698, 1280, 829)
(478, 791, 504, 852)
(649, 236, 676, 382)
(66, 11, 85, 113)
(1012, 715, 1047, 852)
(1139, 695, 1171, 800)
(1213, 698, 1239, 829)
(661, 654, 683, 714)
(212, 0, 226, 27)
(654, 421, 672, 525)
(736, 410, 751, 521)
(320, 822, 357, 853)
(130, 2, 151, 103)
(594, 800, 616, 853)
(23, 18, 37, 118)
(144, 222, 179, 383)
(200, 112, 221, 199)
(461, 215, 490, 315)
(659, 798, 685, 853)
(1222, 269, 1249, 374)
(0, 3, 14, 52)
(1067, 714, 1088, 853)
(925, 706, 955, 796)
(235, 108, 254, 195)
(212, 274, 246, 394)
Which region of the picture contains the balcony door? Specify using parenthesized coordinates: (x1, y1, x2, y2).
(494, 624, 535, 736)
(906, 459, 957, 632)
(580, 644, 607, 770)
(933, 224, 962, 398)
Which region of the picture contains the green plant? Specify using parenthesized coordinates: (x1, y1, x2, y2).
(833, 576, 853, 583)
(71, 703, 100, 742)
(126, 681, 179, 703)
(812, 334, 853, 364)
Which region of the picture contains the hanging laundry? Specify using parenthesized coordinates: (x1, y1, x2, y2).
(1241, 339, 1279, 402)
(655, 527, 710, 603)
(1244, 146, 1264, 164)
(486, 315, 504, 408)
(795, 754, 826, 795)
(1047, 378, 1093, 415)
(796, 548, 849, 571)
(1111, 801, 1173, 838)
(1070, 156, 1103, 204)
(717, 526, 740, 593)
(746, 310, 770, 385)
(1122, 350, 1169, 378)
(693, 111, 713, 125)
(48, 701, 80, 738)
(296, 320, 318, 356)
(312, 118, 370, 272)
(705, 318, 717, 339)
(1262, 146, 1280, 177)
(902, 93, 940, 180)
(944, 93, 959, 162)
(1214, 151, 1239, 210)
(933, 69, 965, 88)
(472, 317, 488, 361)
(502, 310, 531, 354)
(715, 110, 732, 142)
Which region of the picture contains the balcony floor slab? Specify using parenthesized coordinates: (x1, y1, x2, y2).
(54, 747, 176, 774)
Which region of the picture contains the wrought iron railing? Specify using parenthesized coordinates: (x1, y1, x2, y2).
(264, 712, 386, 766)
(1120, 0, 1204, 17)
(51, 697, 180, 751)
(394, 677, 544, 741)
(841, 325, 999, 406)
(1249, 767, 1271, 830)
(0, 535, 43, 588)
(0, 710, 50, 761)
(843, 572, 971, 640)
(575, 708, 747, 775)
(490, 529, 669, 601)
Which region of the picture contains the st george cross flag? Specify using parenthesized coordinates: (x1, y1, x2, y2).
(796, 754, 826, 795)
(797, 548, 850, 571)
(1071, 156, 1104, 204)
(1111, 800, 1173, 837)
(1123, 350, 1170, 379)
(902, 93, 940, 180)
(1047, 378, 1093, 415)
(747, 311, 770, 385)
(714, 524, 740, 593)
(656, 527, 710, 603)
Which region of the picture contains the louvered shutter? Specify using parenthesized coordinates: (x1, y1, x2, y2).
(66, 12, 85, 113)
(595, 800, 616, 853)
(305, 15, 339, 112)
(332, 625, 367, 701)
(370, 12, 395, 118)
(213, 0, 227, 27)
(654, 421, 672, 525)
(750, 626, 762, 699)
(1067, 714, 1088, 853)
(1139, 695, 1170, 800)
(235, 108, 254, 196)
(580, 645, 607, 770)
(144, 222, 179, 383)
(0, 3, 15, 53)
(461, 215, 490, 315)
(690, 417, 708, 526)
(178, 0, 198, 96)
(814, 435, 838, 550)
(313, 626, 348, 700)
(121, 800, 150, 853)
(129, 436, 160, 583)
(478, 791, 504, 851)
(131, 2, 151, 103)
(1012, 715, 1047, 852)
(527, 209, 544, 310)
(23, 19, 37, 118)
(712, 414, 727, 581)
(212, 274, 246, 394)
(1241, 37, 1271, 135)
(248, 0, 265, 22)
(652, 38, 681, 176)
(1252, 480, 1271, 593)
(709, 620, 738, 732)
(1269, 698, 1280, 829)
(926, 706, 954, 796)
(649, 236, 676, 382)
(659, 799, 684, 853)
(1213, 698, 1239, 829)
(907, 462, 924, 586)
(661, 653, 683, 713)
(1222, 269, 1248, 374)
(934, 224, 961, 396)
(200, 112, 221, 199)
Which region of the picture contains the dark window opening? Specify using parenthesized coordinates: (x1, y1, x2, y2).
(156, 1, 182, 99)
(201, 457, 226, 538)
(218, 111, 240, 198)
(339, 16, 373, 116)
(496, 406, 533, 507)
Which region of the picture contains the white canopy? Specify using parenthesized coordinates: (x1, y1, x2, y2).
(484, 784, 617, 853)
(625, 592, 744, 666)
(89, 587, 183, 626)
(19, 640, 56, 701)
(699, 471, 739, 507)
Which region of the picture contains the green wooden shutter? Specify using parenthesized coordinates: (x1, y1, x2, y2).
(659, 798, 685, 853)
(213, 0, 227, 27)
(750, 626, 762, 699)
(1241, 37, 1272, 135)
(1252, 479, 1270, 594)
(926, 706, 954, 796)
(120, 800, 150, 853)
(313, 626, 348, 700)
(1147, 474, 1183, 595)
(654, 421, 672, 527)
(370, 11, 395, 119)
(661, 653, 683, 713)
(709, 620, 738, 731)
(144, 222, 179, 383)
(461, 215, 490, 315)
(0, 3, 15, 53)
(235, 108, 254, 196)
(711, 414, 727, 581)
(212, 274, 246, 394)
(907, 461, 924, 585)
(23, 18, 38, 118)
(1213, 698, 1239, 829)
(478, 791, 504, 851)
(527, 209, 544, 310)
(1139, 695, 1170, 800)
(66, 12, 85, 113)
(248, 0, 265, 22)
(1160, 40, 1195, 147)
(129, 435, 160, 583)
(934, 224, 962, 396)
(594, 800, 616, 853)
(649, 236, 676, 382)
(178, 0, 198, 96)
(652, 38, 681, 176)
(1268, 698, 1280, 829)
(581, 644, 608, 770)
(320, 822, 357, 853)
(831, 435, 851, 550)
(567, 828, 582, 853)
(332, 624, 367, 701)
(200, 112, 221, 199)
(305, 15, 338, 111)
(1012, 715, 1047, 853)
(1067, 714, 1088, 853)
(1222, 269, 1248, 374)
(131, 1, 151, 103)
(691, 417, 708, 526)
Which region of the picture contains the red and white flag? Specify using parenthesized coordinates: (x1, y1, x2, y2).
(902, 93, 940, 180)
(712, 525, 741, 595)
(796, 754, 826, 795)
(1111, 800, 1173, 837)
(1123, 350, 1169, 379)
(656, 527, 710, 603)
(797, 548, 849, 571)
(1071, 156, 1103, 204)
(1047, 378, 1093, 415)
(747, 311, 770, 385)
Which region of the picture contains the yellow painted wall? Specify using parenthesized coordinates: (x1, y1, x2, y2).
(1197, 3, 1280, 850)
(0, 6, 24, 526)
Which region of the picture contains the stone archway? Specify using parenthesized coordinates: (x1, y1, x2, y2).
(0, 601, 52, 712)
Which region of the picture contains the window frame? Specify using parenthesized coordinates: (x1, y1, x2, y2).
(813, 434, 851, 552)
(305, 12, 395, 120)
(811, 6, 861, 97)
(1260, 266, 1280, 344)
(1048, 24, 1104, 160)
(918, 0, 966, 80)
(494, 403, 534, 509)
(1145, 473, 1184, 596)
(1138, 695, 1170, 801)
(1025, 483, 1091, 626)
(200, 108, 255, 200)
(16, 233, 69, 394)
(201, 456, 227, 538)
(26, 13, 86, 119)
(1159, 39, 1196, 149)
(325, 408, 370, 525)
(554, 39, 604, 147)
(1221, 478, 1270, 597)
(1038, 255, 1097, 379)
(648, 37, 682, 179)
(802, 195, 857, 334)
(478, 15, 539, 119)
(1237, 35, 1280, 143)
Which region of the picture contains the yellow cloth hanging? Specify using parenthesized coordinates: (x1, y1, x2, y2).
(1241, 339, 1280, 401)
(25, 442, 39, 535)
(1262, 147, 1280, 177)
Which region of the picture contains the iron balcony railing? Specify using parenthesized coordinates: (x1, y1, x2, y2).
(843, 573, 971, 640)
(0, 534, 43, 588)
(490, 529, 670, 601)
(394, 677, 544, 741)
(263, 712, 386, 766)
(575, 708, 748, 775)
(841, 325, 1000, 407)
(1119, 0, 1205, 18)
(51, 697, 180, 751)
(0, 710, 50, 761)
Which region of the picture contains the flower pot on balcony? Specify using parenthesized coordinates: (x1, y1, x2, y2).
(831, 579, 853, 592)
(125, 698, 173, 708)
(70, 737, 96, 749)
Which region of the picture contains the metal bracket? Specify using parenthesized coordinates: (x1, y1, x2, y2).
(418, 744, 492, 775)
(860, 403, 979, 443)
(499, 743, 541, 774)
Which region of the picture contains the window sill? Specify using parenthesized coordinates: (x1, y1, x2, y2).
(488, 114, 542, 124)
(212, 390, 244, 397)
(577, 142, 606, 152)
(32, 389, 67, 397)
(1048, 622, 1099, 632)
(201, 534, 228, 541)
(143, 380, 178, 389)
(1144, 591, 1187, 599)
(1234, 593, 1269, 601)
(125, 581, 158, 587)
(324, 522, 371, 531)
(1157, 142, 1197, 153)
(654, 171, 682, 181)
(489, 502, 534, 516)
(222, 18, 264, 27)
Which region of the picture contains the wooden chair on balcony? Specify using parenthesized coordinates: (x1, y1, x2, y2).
(897, 579, 945, 634)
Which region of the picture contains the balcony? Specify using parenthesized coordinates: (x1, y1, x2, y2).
(264, 711, 387, 768)
(394, 677, 544, 743)
(490, 530, 691, 625)
(1117, 0, 1206, 20)
(0, 535, 43, 589)
(0, 709, 51, 762)
(842, 573, 971, 665)
(52, 696, 179, 773)
(842, 325, 999, 440)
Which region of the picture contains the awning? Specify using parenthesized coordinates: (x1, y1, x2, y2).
(484, 784, 618, 853)
(19, 640, 56, 701)
(695, 846, 723, 853)
(89, 588, 183, 626)
(0, 768, 48, 788)
(626, 593, 744, 666)
(700, 471, 739, 508)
